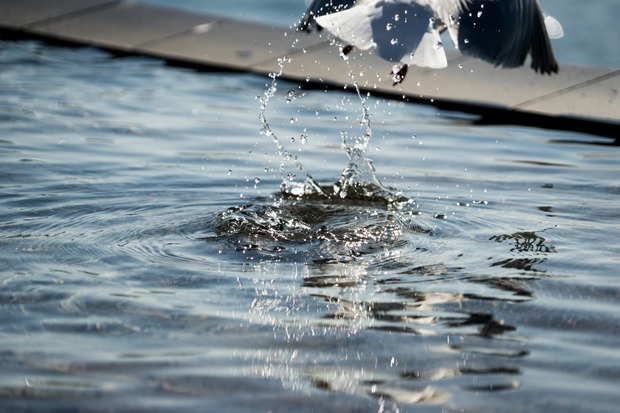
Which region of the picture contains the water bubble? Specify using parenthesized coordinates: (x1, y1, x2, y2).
(286, 89, 295, 102)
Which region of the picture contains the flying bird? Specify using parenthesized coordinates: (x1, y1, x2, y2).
(299, 0, 563, 84)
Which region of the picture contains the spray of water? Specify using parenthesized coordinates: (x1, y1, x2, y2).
(258, 57, 327, 198)
(258, 48, 410, 206)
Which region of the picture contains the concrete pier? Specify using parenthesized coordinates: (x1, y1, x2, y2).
(1, 0, 618, 139)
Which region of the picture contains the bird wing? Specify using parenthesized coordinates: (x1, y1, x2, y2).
(298, 0, 358, 31)
(314, 0, 381, 51)
(435, 0, 558, 73)
(382, 1, 447, 68)
(316, 0, 447, 68)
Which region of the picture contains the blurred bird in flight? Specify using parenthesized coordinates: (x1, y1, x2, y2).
(299, 0, 564, 84)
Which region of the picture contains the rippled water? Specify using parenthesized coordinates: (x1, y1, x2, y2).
(1, 33, 619, 413)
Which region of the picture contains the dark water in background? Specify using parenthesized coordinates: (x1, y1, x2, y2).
(1, 26, 619, 413)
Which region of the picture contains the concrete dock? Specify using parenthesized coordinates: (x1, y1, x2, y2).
(1, 0, 618, 139)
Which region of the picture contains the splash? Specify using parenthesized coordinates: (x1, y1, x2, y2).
(257, 57, 327, 199)
(259, 57, 409, 207)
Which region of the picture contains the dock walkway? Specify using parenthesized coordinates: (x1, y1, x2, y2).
(1, 0, 618, 138)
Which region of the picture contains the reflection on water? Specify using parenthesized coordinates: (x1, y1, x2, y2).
(1, 39, 619, 413)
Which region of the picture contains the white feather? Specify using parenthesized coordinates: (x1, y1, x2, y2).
(316, 0, 448, 68)
(544, 14, 564, 39)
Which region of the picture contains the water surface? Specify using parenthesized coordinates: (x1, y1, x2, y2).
(1, 21, 619, 413)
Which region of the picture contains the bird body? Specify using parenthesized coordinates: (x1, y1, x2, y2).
(302, 0, 562, 83)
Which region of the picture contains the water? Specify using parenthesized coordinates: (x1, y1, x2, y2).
(1, 9, 620, 413)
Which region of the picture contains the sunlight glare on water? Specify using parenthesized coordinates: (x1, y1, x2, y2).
(1, 4, 620, 413)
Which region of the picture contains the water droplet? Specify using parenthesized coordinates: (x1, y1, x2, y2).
(390, 38, 398, 45)
(477, 11, 483, 18)
(433, 41, 443, 50)
(458, 63, 464, 69)
(227, 169, 232, 175)
(254, 177, 261, 187)
(290, 117, 298, 124)
(464, 38, 470, 44)
(386, 23, 393, 31)
(300, 134, 308, 144)
(394, 14, 400, 21)
(286, 89, 295, 102)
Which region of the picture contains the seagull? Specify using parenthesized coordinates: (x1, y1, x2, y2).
(300, 0, 563, 84)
